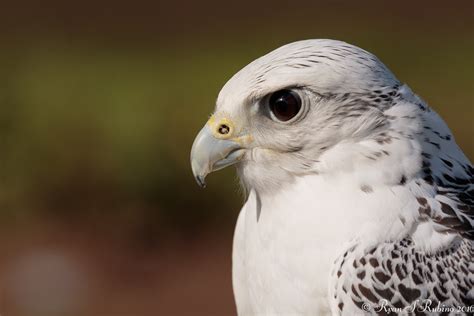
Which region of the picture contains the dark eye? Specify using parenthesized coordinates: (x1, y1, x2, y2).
(268, 89, 301, 122)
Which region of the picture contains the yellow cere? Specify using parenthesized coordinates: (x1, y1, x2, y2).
(206, 115, 253, 145)
(207, 115, 235, 139)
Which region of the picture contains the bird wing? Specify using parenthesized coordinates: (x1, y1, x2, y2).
(330, 237, 473, 315)
(416, 106, 473, 240)
(330, 99, 473, 315)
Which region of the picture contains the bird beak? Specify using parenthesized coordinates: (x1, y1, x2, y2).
(190, 122, 246, 188)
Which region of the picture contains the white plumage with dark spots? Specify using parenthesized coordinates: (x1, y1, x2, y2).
(190, 39, 473, 315)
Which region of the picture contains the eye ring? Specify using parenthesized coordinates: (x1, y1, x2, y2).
(268, 89, 302, 122)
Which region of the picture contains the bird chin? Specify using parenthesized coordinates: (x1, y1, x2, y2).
(236, 157, 296, 196)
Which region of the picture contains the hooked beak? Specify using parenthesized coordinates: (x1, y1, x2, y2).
(190, 124, 246, 188)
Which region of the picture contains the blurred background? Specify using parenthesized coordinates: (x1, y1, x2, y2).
(0, 0, 472, 315)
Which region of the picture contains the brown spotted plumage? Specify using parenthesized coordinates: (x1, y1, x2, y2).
(330, 89, 473, 314)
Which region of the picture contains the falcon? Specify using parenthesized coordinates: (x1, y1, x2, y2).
(190, 39, 473, 315)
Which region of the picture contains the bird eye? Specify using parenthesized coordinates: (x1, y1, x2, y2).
(268, 89, 301, 122)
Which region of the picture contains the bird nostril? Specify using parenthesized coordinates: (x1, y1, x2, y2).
(218, 124, 230, 135)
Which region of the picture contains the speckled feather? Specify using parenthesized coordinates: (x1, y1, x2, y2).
(329, 88, 474, 315)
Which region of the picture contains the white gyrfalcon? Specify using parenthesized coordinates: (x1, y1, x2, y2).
(191, 39, 473, 315)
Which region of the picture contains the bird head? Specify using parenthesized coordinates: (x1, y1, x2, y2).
(191, 39, 402, 193)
